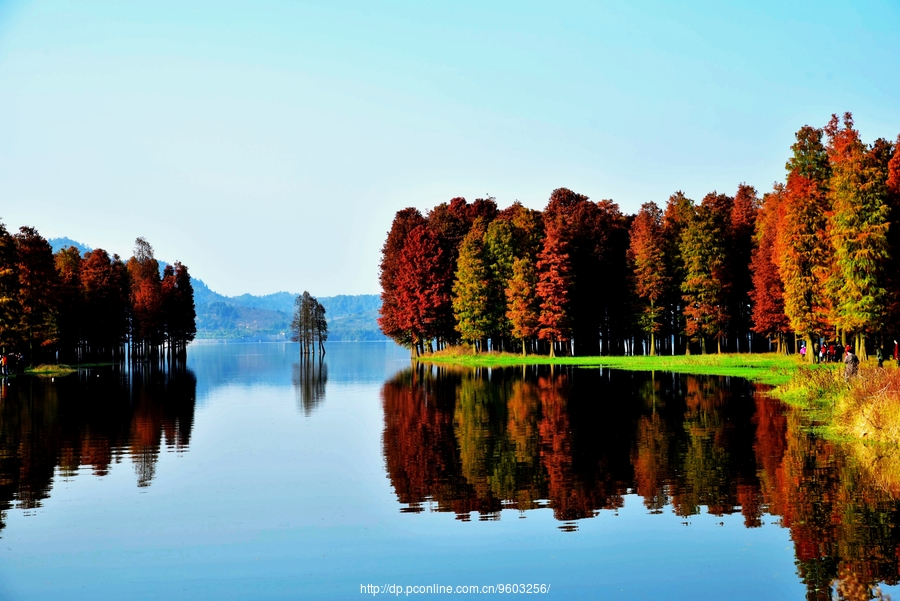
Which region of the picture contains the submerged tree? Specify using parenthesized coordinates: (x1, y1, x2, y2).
(291, 291, 327, 355)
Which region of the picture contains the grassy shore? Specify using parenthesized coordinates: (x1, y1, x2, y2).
(422, 348, 808, 385)
(17, 362, 115, 377)
(24, 364, 77, 376)
(423, 346, 900, 446)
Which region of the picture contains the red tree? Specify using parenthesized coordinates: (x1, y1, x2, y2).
(750, 185, 790, 351)
(628, 202, 668, 355)
(393, 225, 447, 355)
(536, 226, 571, 357)
(378, 208, 427, 346)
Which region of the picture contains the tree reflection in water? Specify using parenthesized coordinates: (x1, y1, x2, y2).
(0, 366, 196, 532)
(292, 357, 328, 416)
(381, 363, 900, 598)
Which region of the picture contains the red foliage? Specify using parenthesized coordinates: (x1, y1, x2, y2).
(393, 225, 448, 348)
(378, 208, 427, 344)
(535, 226, 571, 351)
(750, 186, 790, 338)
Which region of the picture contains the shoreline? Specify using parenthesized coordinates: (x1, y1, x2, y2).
(419, 350, 810, 386)
(420, 349, 900, 447)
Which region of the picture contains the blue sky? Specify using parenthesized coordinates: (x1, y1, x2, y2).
(1, 0, 898, 296)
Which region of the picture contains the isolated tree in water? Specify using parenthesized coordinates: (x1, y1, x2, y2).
(291, 291, 327, 355)
(750, 185, 790, 352)
(628, 201, 668, 355)
(825, 113, 889, 361)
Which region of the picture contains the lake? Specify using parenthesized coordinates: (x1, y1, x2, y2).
(0, 341, 898, 600)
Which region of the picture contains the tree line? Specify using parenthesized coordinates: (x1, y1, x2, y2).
(378, 113, 900, 359)
(0, 223, 196, 365)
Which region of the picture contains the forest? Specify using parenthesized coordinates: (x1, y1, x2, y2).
(0, 224, 196, 366)
(378, 113, 900, 360)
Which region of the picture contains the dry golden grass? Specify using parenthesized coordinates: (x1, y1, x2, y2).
(834, 367, 900, 445)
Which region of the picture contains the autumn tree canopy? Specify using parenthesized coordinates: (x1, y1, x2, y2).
(0, 225, 196, 366)
(377, 113, 900, 358)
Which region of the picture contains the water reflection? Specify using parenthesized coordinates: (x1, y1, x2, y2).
(293, 358, 328, 416)
(382, 364, 900, 598)
(0, 366, 196, 533)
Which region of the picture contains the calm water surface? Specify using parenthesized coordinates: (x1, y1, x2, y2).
(0, 342, 898, 600)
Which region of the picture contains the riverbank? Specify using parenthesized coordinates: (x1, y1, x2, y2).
(421, 348, 807, 385)
(422, 347, 900, 446)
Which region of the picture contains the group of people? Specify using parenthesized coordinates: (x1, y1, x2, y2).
(799, 341, 861, 364)
(797, 339, 900, 381)
(0, 353, 22, 376)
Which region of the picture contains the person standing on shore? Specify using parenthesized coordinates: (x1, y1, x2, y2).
(844, 345, 859, 380)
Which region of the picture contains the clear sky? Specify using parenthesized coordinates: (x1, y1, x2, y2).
(1, 0, 898, 296)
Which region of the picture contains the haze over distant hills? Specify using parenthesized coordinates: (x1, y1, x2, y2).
(49, 238, 385, 341)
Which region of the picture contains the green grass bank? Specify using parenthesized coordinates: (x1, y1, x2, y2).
(422, 347, 900, 446)
(17, 362, 116, 377)
(422, 348, 806, 386)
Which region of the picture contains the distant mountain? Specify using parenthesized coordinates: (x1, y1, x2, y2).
(47, 237, 386, 342)
(49, 237, 92, 255)
(193, 286, 384, 342)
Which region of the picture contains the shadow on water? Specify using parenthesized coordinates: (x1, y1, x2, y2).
(292, 357, 328, 416)
(0, 365, 197, 535)
(381, 363, 900, 599)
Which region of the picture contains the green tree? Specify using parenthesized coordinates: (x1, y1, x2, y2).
(453, 220, 497, 351)
(777, 125, 832, 357)
(680, 197, 730, 354)
(825, 113, 890, 360)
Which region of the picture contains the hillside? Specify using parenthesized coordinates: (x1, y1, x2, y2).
(48, 237, 385, 341)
